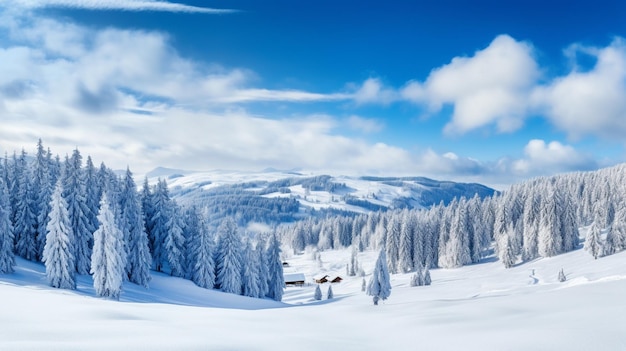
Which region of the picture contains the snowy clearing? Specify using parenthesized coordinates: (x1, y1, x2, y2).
(1, 247, 625, 350)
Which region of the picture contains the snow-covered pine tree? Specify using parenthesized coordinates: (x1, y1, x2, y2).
(398, 209, 415, 273)
(423, 264, 432, 286)
(410, 260, 424, 287)
(500, 227, 517, 269)
(83, 157, 100, 243)
(14, 150, 37, 261)
(521, 189, 540, 261)
(361, 278, 366, 292)
(348, 243, 359, 276)
(558, 268, 567, 282)
(91, 191, 127, 300)
(385, 212, 401, 274)
(537, 184, 563, 257)
(367, 248, 391, 305)
(266, 233, 285, 301)
(0, 178, 15, 273)
(148, 179, 170, 272)
(43, 181, 76, 289)
(327, 285, 334, 299)
(189, 208, 215, 289)
(241, 239, 262, 298)
(255, 236, 270, 297)
(62, 150, 93, 274)
(215, 217, 243, 295)
(33, 139, 54, 261)
(585, 221, 603, 259)
(165, 202, 186, 277)
(120, 168, 151, 287)
(314, 284, 322, 300)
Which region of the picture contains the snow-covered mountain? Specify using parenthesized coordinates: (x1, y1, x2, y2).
(147, 168, 496, 225)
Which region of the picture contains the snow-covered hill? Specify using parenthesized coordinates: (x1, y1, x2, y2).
(147, 168, 495, 226)
(1, 245, 625, 350)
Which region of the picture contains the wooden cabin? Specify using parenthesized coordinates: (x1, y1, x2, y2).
(315, 275, 329, 284)
(330, 276, 343, 283)
(284, 273, 306, 287)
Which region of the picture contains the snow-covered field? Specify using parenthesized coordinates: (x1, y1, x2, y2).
(1, 247, 625, 350)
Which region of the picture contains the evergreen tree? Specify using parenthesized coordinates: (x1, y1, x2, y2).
(14, 150, 37, 261)
(398, 210, 414, 273)
(558, 268, 567, 282)
(120, 168, 151, 287)
(0, 178, 15, 273)
(215, 218, 243, 295)
(367, 248, 391, 305)
(327, 285, 334, 299)
(165, 203, 186, 277)
(255, 236, 269, 297)
(385, 213, 401, 273)
(91, 192, 127, 300)
(538, 184, 563, 257)
(62, 150, 93, 274)
(266, 232, 284, 301)
(361, 278, 366, 292)
(241, 239, 262, 298)
(423, 265, 432, 286)
(500, 228, 517, 269)
(43, 181, 76, 289)
(314, 284, 322, 300)
(187, 207, 215, 289)
(521, 190, 540, 261)
(585, 221, 603, 260)
(148, 179, 170, 272)
(83, 157, 100, 241)
(33, 139, 53, 261)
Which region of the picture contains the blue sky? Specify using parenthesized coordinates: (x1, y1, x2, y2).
(1, 1, 625, 187)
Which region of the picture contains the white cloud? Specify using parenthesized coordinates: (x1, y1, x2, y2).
(532, 38, 626, 140)
(7, 0, 234, 13)
(511, 139, 597, 175)
(346, 115, 384, 133)
(402, 35, 539, 135)
(352, 78, 398, 105)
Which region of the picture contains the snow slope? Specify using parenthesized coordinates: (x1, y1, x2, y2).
(1, 247, 625, 350)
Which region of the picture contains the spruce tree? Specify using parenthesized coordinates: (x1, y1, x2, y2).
(120, 168, 151, 287)
(423, 265, 432, 286)
(367, 248, 391, 305)
(91, 192, 127, 300)
(327, 285, 334, 299)
(188, 207, 215, 289)
(215, 218, 243, 295)
(165, 203, 186, 277)
(62, 150, 93, 274)
(241, 239, 262, 298)
(314, 284, 322, 300)
(266, 233, 284, 301)
(585, 222, 603, 259)
(43, 181, 76, 289)
(14, 150, 37, 261)
(0, 178, 15, 273)
(255, 236, 269, 297)
(33, 139, 53, 261)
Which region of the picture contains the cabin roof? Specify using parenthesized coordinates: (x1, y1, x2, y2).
(283, 273, 306, 282)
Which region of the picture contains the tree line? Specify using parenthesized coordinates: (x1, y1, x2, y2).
(0, 140, 284, 301)
(279, 163, 626, 271)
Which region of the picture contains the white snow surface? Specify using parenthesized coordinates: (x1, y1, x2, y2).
(2, 247, 626, 350)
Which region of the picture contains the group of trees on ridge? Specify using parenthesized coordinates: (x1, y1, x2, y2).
(0, 140, 284, 301)
(278, 163, 626, 272)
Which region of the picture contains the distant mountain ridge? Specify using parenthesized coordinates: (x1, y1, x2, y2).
(146, 168, 496, 227)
